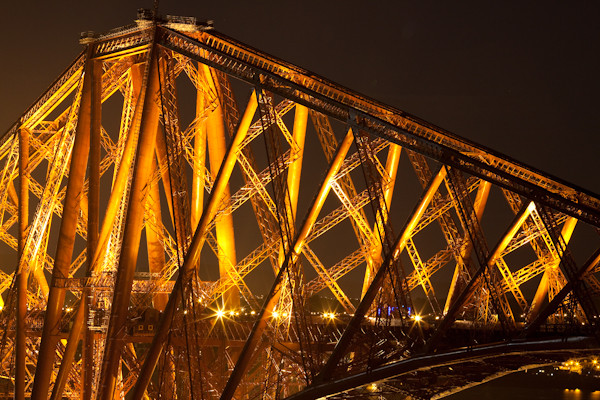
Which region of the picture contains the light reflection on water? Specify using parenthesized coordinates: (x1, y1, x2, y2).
(449, 386, 600, 400)
(563, 389, 600, 400)
(447, 371, 600, 400)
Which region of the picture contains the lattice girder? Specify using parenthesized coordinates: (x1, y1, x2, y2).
(0, 13, 599, 400)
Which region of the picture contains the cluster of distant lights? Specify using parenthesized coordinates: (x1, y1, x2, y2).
(526, 361, 600, 395)
(47, 306, 586, 326)
(2, 305, 436, 327)
(559, 358, 600, 372)
(211, 308, 340, 320)
(213, 308, 256, 319)
(1, 305, 421, 322)
(559, 358, 600, 396)
(209, 309, 427, 322)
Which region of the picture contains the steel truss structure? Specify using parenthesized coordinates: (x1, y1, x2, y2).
(0, 11, 600, 400)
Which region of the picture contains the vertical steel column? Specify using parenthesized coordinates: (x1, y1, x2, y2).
(274, 103, 307, 318)
(276, 104, 307, 266)
(17, 130, 29, 246)
(146, 156, 168, 311)
(154, 130, 174, 220)
(98, 48, 161, 400)
(204, 64, 239, 308)
(46, 61, 145, 400)
(15, 126, 29, 400)
(192, 69, 207, 230)
(130, 91, 258, 400)
(84, 55, 102, 400)
(220, 129, 354, 400)
(31, 49, 94, 400)
(50, 56, 103, 400)
(89, 63, 144, 272)
(287, 104, 307, 220)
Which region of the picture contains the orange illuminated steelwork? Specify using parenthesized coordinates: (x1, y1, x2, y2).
(0, 10, 599, 400)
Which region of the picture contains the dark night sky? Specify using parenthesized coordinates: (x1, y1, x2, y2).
(1, 1, 599, 194)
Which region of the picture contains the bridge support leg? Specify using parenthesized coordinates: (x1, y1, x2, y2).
(30, 48, 94, 400)
(98, 47, 162, 400)
(204, 65, 240, 309)
(83, 55, 102, 400)
(191, 67, 207, 230)
(89, 62, 144, 274)
(288, 104, 308, 220)
(145, 156, 169, 311)
(45, 62, 147, 400)
(130, 90, 258, 400)
(15, 126, 30, 400)
(49, 56, 103, 400)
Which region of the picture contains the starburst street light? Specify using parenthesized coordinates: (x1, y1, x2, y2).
(323, 312, 336, 320)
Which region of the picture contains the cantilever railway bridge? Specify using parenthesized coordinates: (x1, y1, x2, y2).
(1, 10, 600, 400)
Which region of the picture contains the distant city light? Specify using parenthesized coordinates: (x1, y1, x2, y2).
(323, 312, 336, 320)
(413, 314, 422, 322)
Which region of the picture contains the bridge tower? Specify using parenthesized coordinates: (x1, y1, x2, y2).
(0, 10, 599, 400)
